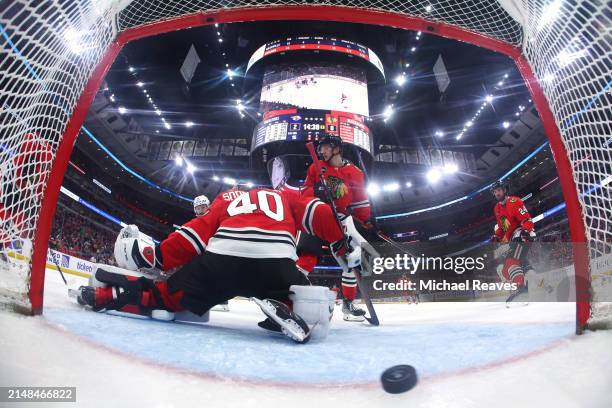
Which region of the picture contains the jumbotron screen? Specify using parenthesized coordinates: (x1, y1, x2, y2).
(251, 108, 373, 153)
(260, 64, 369, 117)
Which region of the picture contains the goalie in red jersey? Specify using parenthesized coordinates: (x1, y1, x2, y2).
(302, 135, 371, 322)
(77, 186, 361, 343)
(490, 181, 536, 303)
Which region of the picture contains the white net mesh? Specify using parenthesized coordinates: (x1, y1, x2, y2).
(0, 1, 610, 327)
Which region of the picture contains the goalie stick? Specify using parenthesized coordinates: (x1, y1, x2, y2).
(305, 142, 379, 326)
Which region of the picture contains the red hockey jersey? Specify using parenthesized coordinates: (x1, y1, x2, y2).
(303, 160, 370, 223)
(494, 196, 534, 242)
(159, 188, 344, 271)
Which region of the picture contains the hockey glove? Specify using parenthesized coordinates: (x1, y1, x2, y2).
(114, 225, 162, 271)
(330, 237, 362, 269)
(313, 181, 332, 204)
(519, 228, 536, 242)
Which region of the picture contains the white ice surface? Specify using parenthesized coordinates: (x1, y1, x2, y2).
(1, 268, 611, 407)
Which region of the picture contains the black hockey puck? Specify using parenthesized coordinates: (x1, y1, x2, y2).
(380, 365, 417, 394)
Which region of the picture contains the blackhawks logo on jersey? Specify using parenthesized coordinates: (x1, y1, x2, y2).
(326, 175, 349, 199)
(500, 215, 510, 231)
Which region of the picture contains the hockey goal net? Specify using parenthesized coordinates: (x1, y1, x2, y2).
(0, 1, 610, 332)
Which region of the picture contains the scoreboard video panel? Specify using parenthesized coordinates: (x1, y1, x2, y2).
(252, 108, 373, 154)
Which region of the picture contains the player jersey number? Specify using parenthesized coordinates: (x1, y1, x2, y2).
(518, 206, 527, 215)
(227, 191, 284, 221)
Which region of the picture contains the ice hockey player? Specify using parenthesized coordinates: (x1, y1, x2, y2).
(77, 187, 361, 343)
(0, 134, 52, 263)
(490, 181, 536, 303)
(303, 134, 371, 321)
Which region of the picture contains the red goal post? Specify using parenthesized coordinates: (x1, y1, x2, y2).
(0, 1, 609, 333)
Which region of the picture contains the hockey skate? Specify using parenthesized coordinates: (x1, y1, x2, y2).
(342, 299, 366, 322)
(251, 297, 310, 344)
(506, 281, 529, 308)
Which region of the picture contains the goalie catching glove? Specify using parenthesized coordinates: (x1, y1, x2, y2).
(114, 225, 162, 271)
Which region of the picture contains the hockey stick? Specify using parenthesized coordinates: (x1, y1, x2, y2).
(306, 142, 379, 326)
(50, 253, 70, 289)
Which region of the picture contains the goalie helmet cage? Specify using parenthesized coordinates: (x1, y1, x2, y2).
(0, 1, 609, 333)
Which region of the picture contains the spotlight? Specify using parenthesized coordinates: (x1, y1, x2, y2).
(137, 82, 144, 87)
(118, 106, 127, 114)
(185, 121, 194, 127)
(503, 121, 510, 129)
(367, 183, 380, 196)
(435, 130, 444, 137)
(406, 181, 412, 188)
(223, 177, 236, 185)
(383, 106, 394, 119)
(212, 176, 220, 181)
(427, 168, 442, 183)
(485, 95, 493, 103)
(383, 182, 400, 192)
(186, 163, 196, 174)
(395, 74, 406, 86)
(175, 156, 184, 166)
(442, 163, 458, 174)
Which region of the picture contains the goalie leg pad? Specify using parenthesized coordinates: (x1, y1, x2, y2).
(289, 285, 337, 340)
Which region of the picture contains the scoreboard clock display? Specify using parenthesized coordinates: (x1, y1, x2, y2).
(252, 108, 373, 154)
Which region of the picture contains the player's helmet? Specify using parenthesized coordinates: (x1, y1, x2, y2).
(490, 181, 508, 194)
(193, 195, 210, 216)
(317, 134, 343, 154)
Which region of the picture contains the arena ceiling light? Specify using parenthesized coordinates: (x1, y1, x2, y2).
(367, 183, 380, 196)
(223, 177, 236, 185)
(245, 182, 254, 188)
(406, 181, 413, 188)
(185, 121, 194, 127)
(485, 95, 494, 103)
(382, 182, 400, 192)
(442, 163, 458, 174)
(383, 105, 394, 120)
(128, 66, 134, 72)
(503, 121, 510, 129)
(394, 74, 406, 86)
(118, 106, 127, 114)
(136, 81, 144, 87)
(186, 162, 196, 174)
(174, 156, 184, 167)
(212, 176, 220, 181)
(155, 109, 161, 116)
(426, 168, 442, 183)
(435, 130, 444, 137)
